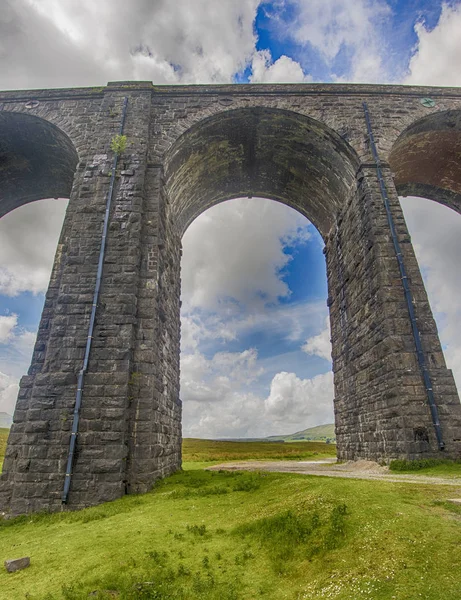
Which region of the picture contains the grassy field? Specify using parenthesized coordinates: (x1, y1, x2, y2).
(1, 431, 461, 599)
(1, 466, 461, 599)
(389, 458, 461, 477)
(182, 438, 336, 466)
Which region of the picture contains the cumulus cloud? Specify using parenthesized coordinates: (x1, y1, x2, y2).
(3, 0, 461, 438)
(182, 198, 310, 311)
(181, 348, 263, 404)
(1, 0, 261, 89)
(182, 299, 327, 361)
(181, 348, 266, 438)
(401, 197, 461, 391)
(265, 0, 391, 82)
(302, 318, 332, 362)
(182, 349, 334, 438)
(250, 49, 311, 83)
(179, 196, 333, 437)
(265, 370, 333, 424)
(0, 199, 68, 296)
(0, 314, 18, 343)
(0, 372, 19, 416)
(0, 1, 107, 90)
(0, 313, 36, 414)
(405, 3, 461, 87)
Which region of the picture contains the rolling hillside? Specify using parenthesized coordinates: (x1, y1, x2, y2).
(266, 423, 335, 443)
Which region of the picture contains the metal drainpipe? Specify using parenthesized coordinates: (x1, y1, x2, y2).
(362, 101, 445, 451)
(62, 97, 129, 504)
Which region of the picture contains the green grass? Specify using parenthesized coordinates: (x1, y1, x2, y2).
(1, 466, 461, 598)
(182, 438, 336, 464)
(2, 433, 461, 598)
(389, 458, 461, 477)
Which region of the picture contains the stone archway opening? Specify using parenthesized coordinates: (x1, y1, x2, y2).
(164, 107, 360, 239)
(390, 108, 461, 403)
(400, 195, 461, 394)
(178, 195, 334, 443)
(0, 198, 69, 434)
(0, 112, 76, 467)
(0, 112, 78, 218)
(391, 109, 461, 215)
(162, 107, 360, 456)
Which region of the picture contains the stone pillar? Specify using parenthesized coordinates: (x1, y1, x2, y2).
(327, 164, 461, 461)
(0, 86, 166, 515)
(125, 167, 182, 494)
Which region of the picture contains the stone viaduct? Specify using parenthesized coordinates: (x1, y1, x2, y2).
(1, 81, 461, 515)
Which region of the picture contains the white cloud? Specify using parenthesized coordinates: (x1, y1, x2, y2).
(0, 199, 68, 296)
(302, 318, 331, 362)
(182, 349, 334, 438)
(182, 298, 327, 357)
(1, 0, 262, 89)
(265, 370, 333, 424)
(267, 0, 391, 82)
(292, 0, 389, 58)
(0, 1, 107, 90)
(181, 347, 266, 437)
(406, 3, 461, 86)
(5, 0, 461, 439)
(0, 319, 36, 374)
(182, 198, 310, 311)
(0, 314, 18, 343)
(0, 314, 36, 415)
(181, 348, 263, 405)
(0, 371, 19, 416)
(401, 196, 461, 392)
(250, 49, 311, 82)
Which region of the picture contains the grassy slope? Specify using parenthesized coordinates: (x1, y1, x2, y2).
(1, 469, 461, 599)
(2, 433, 461, 599)
(267, 423, 336, 442)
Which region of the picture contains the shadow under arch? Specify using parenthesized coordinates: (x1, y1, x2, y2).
(390, 109, 461, 215)
(164, 107, 361, 239)
(0, 111, 79, 219)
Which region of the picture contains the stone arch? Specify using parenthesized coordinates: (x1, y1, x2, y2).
(0, 111, 79, 218)
(164, 107, 361, 238)
(390, 109, 461, 215)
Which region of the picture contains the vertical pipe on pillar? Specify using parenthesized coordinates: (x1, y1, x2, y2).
(62, 97, 129, 503)
(362, 101, 445, 451)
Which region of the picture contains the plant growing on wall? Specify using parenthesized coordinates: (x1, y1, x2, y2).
(110, 134, 127, 155)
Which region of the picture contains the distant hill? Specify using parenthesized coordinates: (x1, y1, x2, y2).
(0, 412, 13, 428)
(266, 423, 336, 443)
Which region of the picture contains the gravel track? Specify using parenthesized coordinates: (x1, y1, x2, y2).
(207, 459, 461, 488)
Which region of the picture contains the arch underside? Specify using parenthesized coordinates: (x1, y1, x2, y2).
(0, 112, 78, 218)
(391, 110, 461, 216)
(165, 107, 360, 238)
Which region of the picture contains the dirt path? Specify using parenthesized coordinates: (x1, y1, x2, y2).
(207, 459, 461, 488)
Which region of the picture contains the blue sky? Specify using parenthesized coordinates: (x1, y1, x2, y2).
(1, 0, 461, 438)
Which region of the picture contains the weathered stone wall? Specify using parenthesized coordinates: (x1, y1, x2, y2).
(1, 82, 461, 515)
(327, 165, 461, 460)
